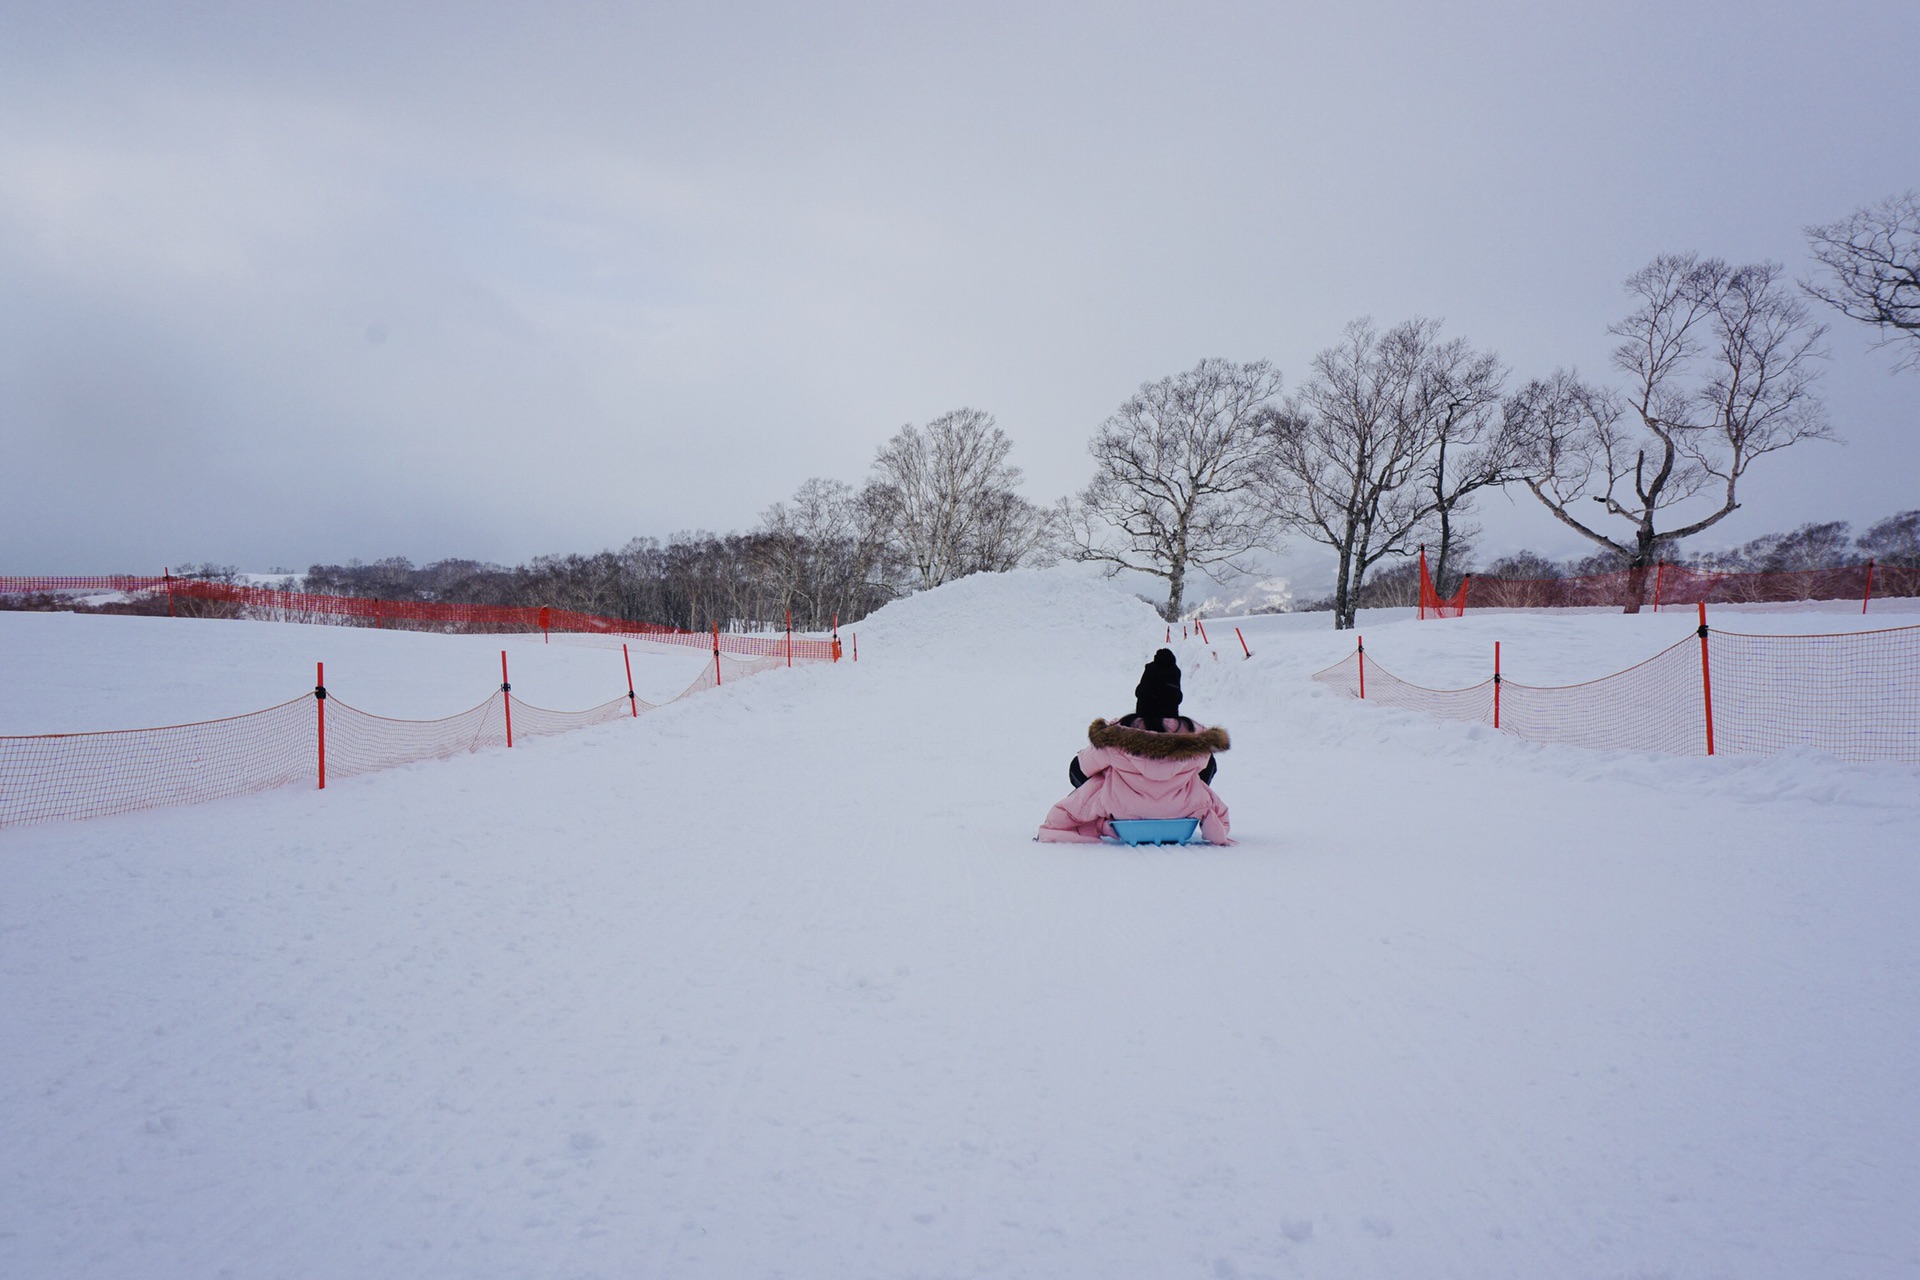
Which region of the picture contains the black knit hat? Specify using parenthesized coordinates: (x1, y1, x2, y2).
(1133, 648, 1184, 720)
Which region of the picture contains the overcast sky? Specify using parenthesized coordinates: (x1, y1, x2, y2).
(3, 0, 1915, 590)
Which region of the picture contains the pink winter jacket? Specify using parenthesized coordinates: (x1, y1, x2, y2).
(1037, 718, 1232, 845)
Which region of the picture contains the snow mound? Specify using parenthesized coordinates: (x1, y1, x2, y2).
(853, 565, 1165, 663)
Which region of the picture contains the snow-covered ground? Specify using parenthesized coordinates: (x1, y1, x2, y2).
(3, 570, 1917, 1278)
(0, 612, 722, 733)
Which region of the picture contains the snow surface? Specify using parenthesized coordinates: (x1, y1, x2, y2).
(4, 570, 1918, 1279)
(0, 612, 720, 733)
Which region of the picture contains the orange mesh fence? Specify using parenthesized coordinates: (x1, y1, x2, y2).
(0, 575, 169, 595)
(0, 698, 317, 826)
(0, 575, 843, 661)
(321, 696, 508, 782)
(1314, 651, 1497, 727)
(1705, 628, 1920, 760)
(1417, 550, 1467, 618)
(1497, 640, 1710, 756)
(1416, 560, 1920, 615)
(1312, 622, 1920, 763)
(1, 640, 823, 829)
(499, 696, 632, 742)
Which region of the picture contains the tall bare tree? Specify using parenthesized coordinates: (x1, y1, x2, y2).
(1507, 253, 1833, 610)
(1805, 191, 1920, 372)
(868, 409, 1046, 590)
(1405, 324, 1515, 593)
(1258, 319, 1470, 630)
(1060, 357, 1283, 620)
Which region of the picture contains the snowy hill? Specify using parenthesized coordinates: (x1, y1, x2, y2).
(3, 569, 1918, 1279)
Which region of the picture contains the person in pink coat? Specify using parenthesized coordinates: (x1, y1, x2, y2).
(1036, 648, 1232, 844)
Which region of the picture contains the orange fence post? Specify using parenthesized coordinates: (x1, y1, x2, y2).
(165, 567, 175, 617)
(1697, 603, 1714, 756)
(1493, 641, 1501, 730)
(1652, 562, 1667, 613)
(1863, 560, 1876, 615)
(540, 605, 551, 644)
(315, 661, 327, 789)
(851, 632, 858, 662)
(786, 609, 793, 668)
(832, 613, 840, 663)
(1166, 625, 1171, 644)
(622, 642, 637, 716)
(712, 623, 722, 686)
(501, 650, 514, 748)
(1196, 616, 1209, 645)
(1235, 627, 1251, 659)
(1357, 636, 1366, 700)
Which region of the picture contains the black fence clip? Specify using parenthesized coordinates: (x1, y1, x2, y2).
(314, 684, 327, 701)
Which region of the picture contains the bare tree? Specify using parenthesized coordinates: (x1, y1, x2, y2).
(1506, 254, 1832, 610)
(1257, 320, 1446, 629)
(756, 477, 899, 629)
(1405, 324, 1515, 593)
(1060, 357, 1284, 620)
(1805, 191, 1920, 372)
(868, 409, 1045, 591)
(968, 487, 1056, 576)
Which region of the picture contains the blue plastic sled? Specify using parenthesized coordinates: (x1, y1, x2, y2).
(1105, 818, 1201, 846)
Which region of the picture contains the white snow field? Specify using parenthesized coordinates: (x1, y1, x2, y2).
(3, 569, 1918, 1279)
(0, 611, 728, 734)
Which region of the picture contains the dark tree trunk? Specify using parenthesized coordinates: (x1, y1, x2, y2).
(1621, 524, 1659, 613)
(1434, 504, 1457, 597)
(1333, 546, 1356, 630)
(1165, 557, 1187, 622)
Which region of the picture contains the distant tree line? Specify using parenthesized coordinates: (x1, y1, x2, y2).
(303, 530, 893, 635)
(1294, 510, 1920, 612)
(297, 410, 1052, 633)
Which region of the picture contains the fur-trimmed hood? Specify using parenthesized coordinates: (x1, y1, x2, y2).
(1087, 718, 1229, 760)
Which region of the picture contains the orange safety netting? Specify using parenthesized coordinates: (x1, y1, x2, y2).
(0, 575, 170, 595)
(0, 575, 845, 661)
(1, 647, 808, 829)
(0, 698, 317, 826)
(1312, 622, 1920, 763)
(1414, 555, 1920, 617)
